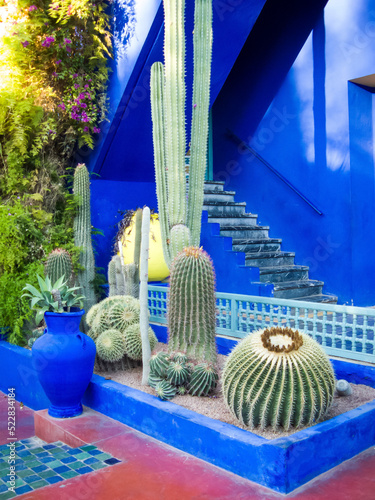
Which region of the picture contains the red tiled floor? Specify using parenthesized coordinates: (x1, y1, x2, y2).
(2, 392, 374, 500)
(0, 393, 35, 445)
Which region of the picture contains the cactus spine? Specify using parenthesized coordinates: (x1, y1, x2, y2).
(168, 246, 217, 364)
(73, 163, 97, 316)
(222, 327, 336, 431)
(150, 0, 213, 265)
(45, 248, 73, 286)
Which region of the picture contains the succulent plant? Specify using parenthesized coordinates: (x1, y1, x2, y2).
(148, 373, 164, 389)
(86, 303, 101, 327)
(149, 351, 171, 378)
(124, 324, 158, 361)
(171, 352, 188, 364)
(155, 380, 177, 401)
(150, 0, 213, 265)
(45, 248, 73, 286)
(189, 362, 218, 396)
(167, 360, 190, 386)
(177, 386, 188, 396)
(222, 326, 336, 431)
(73, 163, 97, 319)
(108, 255, 126, 296)
(109, 301, 140, 331)
(96, 329, 126, 363)
(168, 247, 217, 364)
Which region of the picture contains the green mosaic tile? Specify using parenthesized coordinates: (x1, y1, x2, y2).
(49, 447, 64, 455)
(90, 462, 108, 471)
(94, 453, 112, 461)
(46, 460, 63, 469)
(80, 445, 97, 452)
(72, 452, 91, 460)
(16, 469, 35, 479)
(69, 461, 85, 471)
(22, 454, 39, 462)
(1, 490, 16, 499)
(39, 469, 56, 480)
(30, 479, 49, 489)
(14, 478, 26, 488)
(29, 447, 45, 455)
(0, 462, 9, 471)
(53, 452, 71, 460)
(60, 470, 79, 480)
(25, 460, 41, 469)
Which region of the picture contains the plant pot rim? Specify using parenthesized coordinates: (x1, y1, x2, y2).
(44, 309, 85, 318)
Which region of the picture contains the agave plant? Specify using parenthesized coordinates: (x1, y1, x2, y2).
(22, 275, 85, 325)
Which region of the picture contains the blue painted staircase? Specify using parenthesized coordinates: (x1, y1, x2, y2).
(201, 181, 337, 303)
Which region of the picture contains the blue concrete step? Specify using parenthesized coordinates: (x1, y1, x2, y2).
(202, 201, 247, 216)
(245, 251, 295, 267)
(259, 265, 309, 284)
(203, 190, 236, 203)
(295, 294, 338, 304)
(232, 238, 282, 253)
(202, 181, 225, 193)
(208, 214, 258, 226)
(273, 280, 324, 299)
(220, 225, 270, 239)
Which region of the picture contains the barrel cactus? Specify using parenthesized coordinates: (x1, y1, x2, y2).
(189, 362, 218, 396)
(96, 329, 126, 363)
(222, 327, 336, 431)
(155, 380, 177, 401)
(149, 351, 170, 378)
(45, 248, 73, 286)
(168, 246, 217, 364)
(167, 360, 190, 386)
(124, 324, 157, 361)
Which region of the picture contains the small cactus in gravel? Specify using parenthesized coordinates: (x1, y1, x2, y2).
(189, 362, 218, 396)
(148, 373, 164, 389)
(149, 351, 170, 378)
(167, 360, 190, 386)
(222, 326, 336, 431)
(155, 380, 177, 401)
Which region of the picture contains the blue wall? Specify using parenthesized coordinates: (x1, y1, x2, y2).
(212, 0, 375, 306)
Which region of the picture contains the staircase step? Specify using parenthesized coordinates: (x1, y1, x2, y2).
(203, 201, 247, 216)
(208, 213, 258, 226)
(245, 251, 295, 267)
(220, 225, 270, 239)
(203, 190, 236, 203)
(295, 294, 338, 304)
(232, 238, 282, 253)
(273, 280, 324, 299)
(203, 181, 225, 193)
(259, 265, 309, 284)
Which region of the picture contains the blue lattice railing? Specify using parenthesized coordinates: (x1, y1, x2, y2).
(148, 285, 375, 364)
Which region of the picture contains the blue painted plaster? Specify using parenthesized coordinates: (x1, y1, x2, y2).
(1, 339, 375, 493)
(212, 0, 375, 306)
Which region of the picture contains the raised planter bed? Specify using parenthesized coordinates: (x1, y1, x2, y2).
(1, 333, 375, 494)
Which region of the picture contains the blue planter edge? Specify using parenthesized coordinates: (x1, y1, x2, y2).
(1, 328, 375, 493)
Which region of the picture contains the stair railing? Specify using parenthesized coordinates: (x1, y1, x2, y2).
(227, 130, 323, 216)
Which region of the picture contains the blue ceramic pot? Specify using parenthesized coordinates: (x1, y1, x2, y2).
(32, 310, 96, 418)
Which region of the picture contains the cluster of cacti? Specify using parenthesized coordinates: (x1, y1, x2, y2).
(86, 295, 157, 372)
(45, 248, 74, 286)
(73, 163, 97, 318)
(150, 0, 213, 266)
(168, 246, 217, 364)
(148, 350, 218, 401)
(222, 327, 336, 431)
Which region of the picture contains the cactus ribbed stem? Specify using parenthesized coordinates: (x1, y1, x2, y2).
(140, 207, 152, 384)
(188, 0, 213, 246)
(73, 163, 97, 317)
(45, 249, 73, 286)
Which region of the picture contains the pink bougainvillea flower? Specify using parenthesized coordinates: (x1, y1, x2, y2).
(64, 38, 72, 44)
(74, 84, 80, 89)
(81, 113, 90, 122)
(55, 59, 61, 65)
(84, 84, 89, 88)
(93, 127, 100, 134)
(21, 40, 29, 47)
(83, 126, 89, 132)
(41, 36, 55, 48)
(52, 71, 58, 77)
(58, 103, 66, 110)
(66, 47, 71, 53)
(88, 79, 92, 82)
(80, 103, 87, 108)
(72, 73, 78, 78)
(28, 5, 37, 11)
(78, 92, 86, 100)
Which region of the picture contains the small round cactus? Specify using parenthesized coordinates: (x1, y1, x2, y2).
(171, 352, 188, 364)
(124, 324, 158, 361)
(96, 329, 126, 363)
(155, 380, 177, 401)
(167, 361, 190, 386)
(148, 373, 164, 389)
(149, 351, 170, 378)
(110, 301, 140, 331)
(189, 362, 218, 396)
(86, 303, 101, 327)
(222, 327, 336, 430)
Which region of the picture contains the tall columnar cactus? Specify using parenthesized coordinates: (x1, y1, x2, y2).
(222, 327, 336, 431)
(140, 207, 152, 384)
(168, 246, 217, 364)
(150, 0, 213, 266)
(45, 248, 73, 286)
(73, 163, 97, 316)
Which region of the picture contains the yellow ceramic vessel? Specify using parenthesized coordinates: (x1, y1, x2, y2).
(121, 212, 169, 282)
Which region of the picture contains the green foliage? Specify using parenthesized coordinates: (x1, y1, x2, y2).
(22, 274, 84, 324)
(222, 327, 336, 431)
